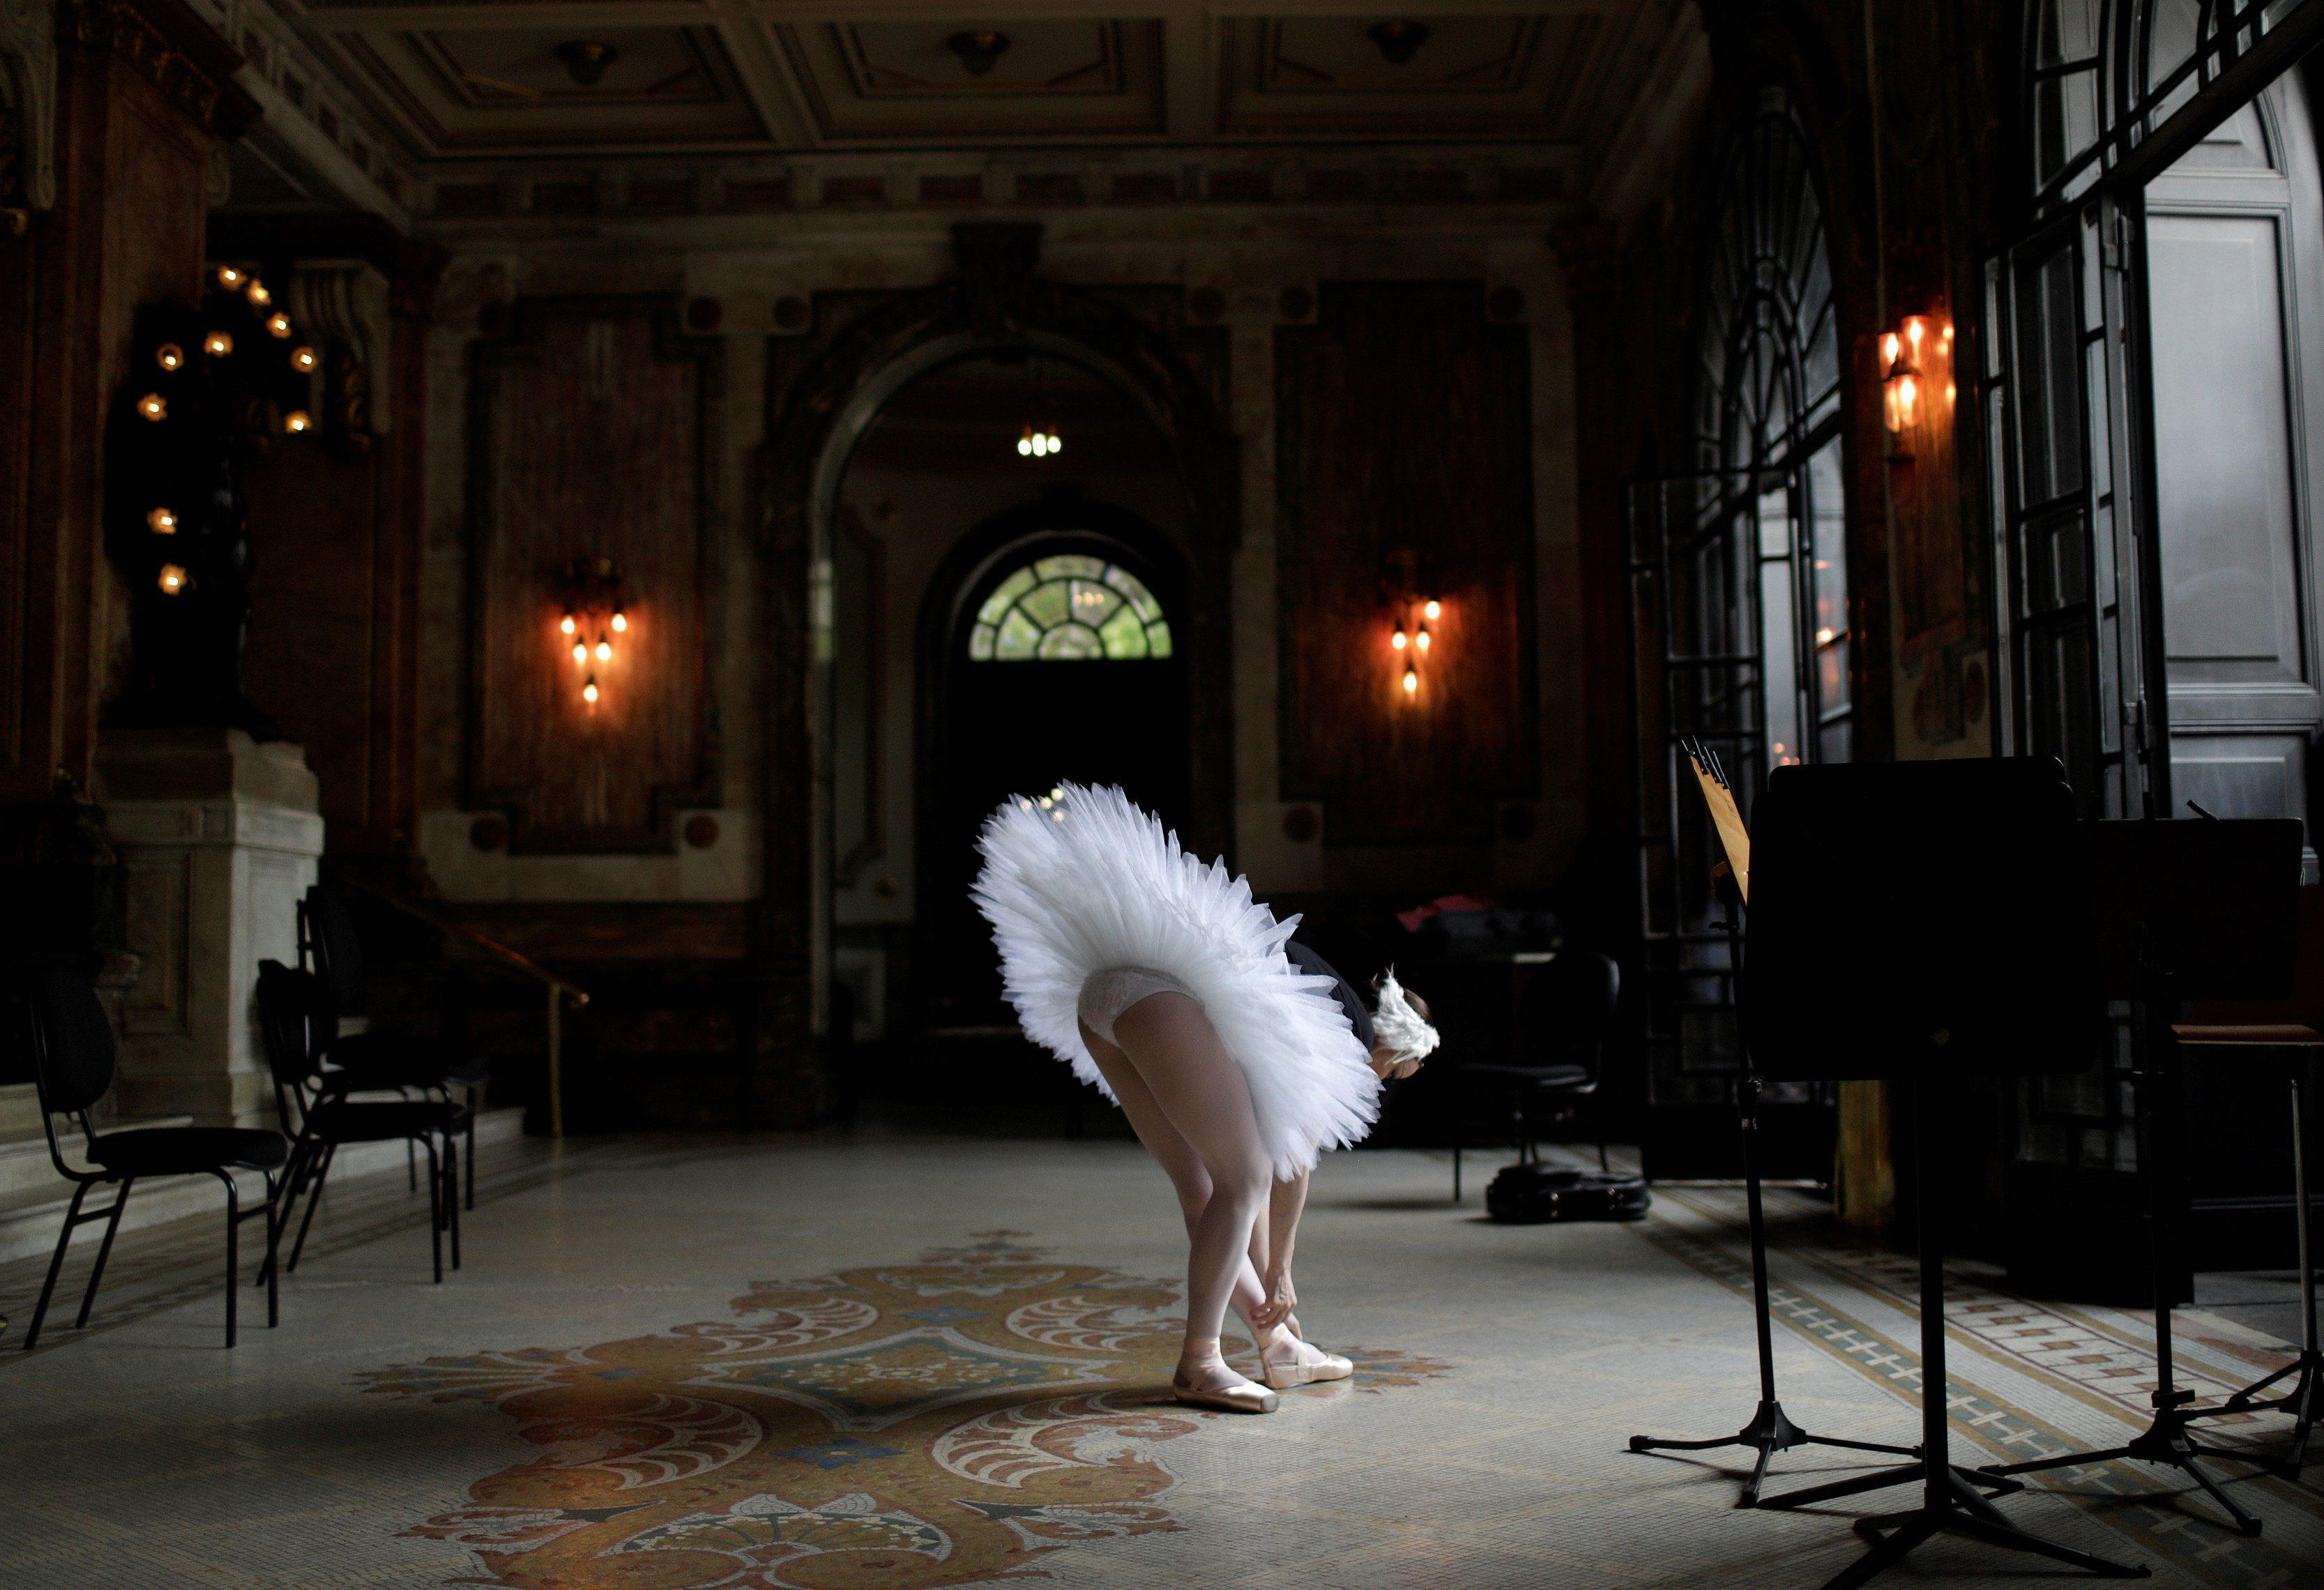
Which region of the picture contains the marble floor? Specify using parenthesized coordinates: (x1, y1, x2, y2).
(0, 1133, 2318, 1589)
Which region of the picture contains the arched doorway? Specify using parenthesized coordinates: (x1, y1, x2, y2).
(918, 497, 1191, 1025)
(756, 226, 1240, 1103)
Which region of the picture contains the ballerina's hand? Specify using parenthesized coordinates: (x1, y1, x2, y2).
(1252, 1267, 1298, 1331)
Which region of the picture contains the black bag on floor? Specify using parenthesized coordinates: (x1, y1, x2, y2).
(1484, 1163, 1651, 1224)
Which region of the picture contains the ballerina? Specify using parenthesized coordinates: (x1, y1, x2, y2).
(973, 783, 1440, 1414)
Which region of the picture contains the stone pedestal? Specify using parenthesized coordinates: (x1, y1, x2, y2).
(93, 729, 324, 1128)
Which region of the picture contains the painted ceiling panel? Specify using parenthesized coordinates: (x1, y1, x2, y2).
(339, 26, 766, 150)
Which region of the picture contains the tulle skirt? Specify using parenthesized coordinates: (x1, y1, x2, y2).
(972, 783, 1380, 1180)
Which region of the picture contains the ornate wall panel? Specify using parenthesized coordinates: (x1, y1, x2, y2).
(1275, 281, 1538, 847)
(466, 296, 722, 853)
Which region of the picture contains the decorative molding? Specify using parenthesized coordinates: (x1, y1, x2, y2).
(1, 0, 57, 216)
(62, 0, 259, 139)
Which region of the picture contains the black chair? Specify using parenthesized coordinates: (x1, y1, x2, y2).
(256, 960, 466, 1284)
(1450, 951, 1620, 1201)
(15, 963, 286, 1349)
(299, 886, 489, 1209)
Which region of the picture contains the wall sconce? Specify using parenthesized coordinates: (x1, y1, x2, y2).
(1881, 314, 1954, 454)
(554, 556, 628, 710)
(1381, 547, 1443, 704)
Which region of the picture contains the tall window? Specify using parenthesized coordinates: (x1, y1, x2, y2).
(967, 554, 1174, 661)
(1627, 89, 1851, 1169)
(1692, 91, 1852, 775)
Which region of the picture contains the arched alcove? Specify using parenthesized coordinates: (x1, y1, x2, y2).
(755, 226, 1238, 1068)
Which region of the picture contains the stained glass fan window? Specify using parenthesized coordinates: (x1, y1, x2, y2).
(969, 554, 1174, 661)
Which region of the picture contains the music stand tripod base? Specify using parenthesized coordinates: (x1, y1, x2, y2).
(1627, 1071, 1915, 1508)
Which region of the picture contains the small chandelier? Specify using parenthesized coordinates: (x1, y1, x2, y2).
(1016, 422, 1061, 458)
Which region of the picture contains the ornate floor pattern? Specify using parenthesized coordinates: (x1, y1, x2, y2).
(360, 1232, 1448, 1589)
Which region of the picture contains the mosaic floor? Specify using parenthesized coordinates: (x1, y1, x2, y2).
(0, 1134, 2318, 1588)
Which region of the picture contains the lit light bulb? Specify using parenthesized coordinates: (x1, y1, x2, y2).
(158, 563, 188, 595)
(291, 346, 317, 372)
(1415, 627, 1431, 652)
(571, 642, 588, 665)
(1906, 319, 1925, 354)
(1391, 628, 1408, 651)
(1402, 665, 1419, 696)
(582, 678, 600, 704)
(204, 331, 232, 357)
(560, 614, 577, 635)
(1881, 331, 1901, 365)
(1423, 598, 1441, 621)
(283, 409, 312, 434)
(1816, 628, 1835, 646)
(245, 280, 271, 308)
(217, 266, 243, 289)
(156, 344, 184, 371)
(1033, 434, 1049, 457)
(1017, 434, 1033, 457)
(137, 393, 166, 421)
(147, 507, 177, 534)
(595, 638, 612, 661)
(610, 610, 628, 633)
(1045, 430, 1061, 454)
(267, 313, 293, 339)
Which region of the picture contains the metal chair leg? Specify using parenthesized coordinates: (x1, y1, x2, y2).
(217, 1169, 241, 1349)
(466, 1085, 479, 1211)
(287, 1144, 335, 1273)
(21, 1182, 92, 1351)
(406, 1137, 416, 1192)
(74, 1177, 135, 1328)
(444, 1133, 462, 1272)
(262, 1169, 280, 1328)
(423, 1137, 443, 1283)
(1452, 1142, 1462, 1203)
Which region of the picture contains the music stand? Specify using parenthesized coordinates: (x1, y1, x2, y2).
(1628, 741, 1915, 1506)
(1744, 759, 2144, 1589)
(1978, 816, 2303, 1536)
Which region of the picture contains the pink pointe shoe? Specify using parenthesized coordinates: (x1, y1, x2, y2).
(1259, 1326, 1354, 1391)
(1174, 1342, 1279, 1413)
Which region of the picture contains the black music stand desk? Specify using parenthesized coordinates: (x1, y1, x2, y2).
(1744, 760, 2144, 1589)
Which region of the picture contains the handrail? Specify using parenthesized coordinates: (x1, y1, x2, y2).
(334, 876, 589, 1004)
(331, 875, 588, 1137)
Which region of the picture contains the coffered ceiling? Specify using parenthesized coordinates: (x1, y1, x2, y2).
(241, 3, 1689, 164)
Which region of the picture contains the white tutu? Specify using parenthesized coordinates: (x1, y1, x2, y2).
(972, 782, 1381, 1180)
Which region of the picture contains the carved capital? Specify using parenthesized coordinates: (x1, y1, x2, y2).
(287, 259, 393, 434)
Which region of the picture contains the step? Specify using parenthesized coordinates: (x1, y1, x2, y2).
(0, 1107, 528, 1266)
(0, 1084, 38, 1140)
(0, 1114, 197, 1202)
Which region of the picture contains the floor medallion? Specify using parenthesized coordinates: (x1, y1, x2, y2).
(362, 1232, 1448, 1587)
